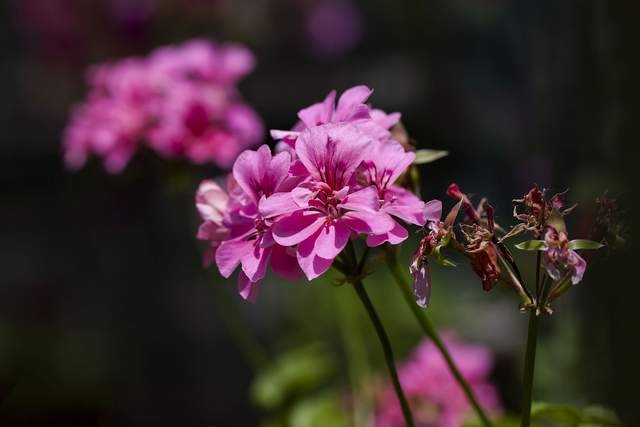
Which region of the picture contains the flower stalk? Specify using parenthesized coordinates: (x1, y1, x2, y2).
(385, 246, 494, 427)
(520, 310, 539, 427)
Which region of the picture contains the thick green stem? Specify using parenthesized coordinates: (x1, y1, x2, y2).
(352, 280, 415, 427)
(385, 247, 493, 427)
(520, 311, 539, 427)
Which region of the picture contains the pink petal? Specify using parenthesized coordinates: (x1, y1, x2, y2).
(335, 85, 372, 122)
(314, 221, 350, 259)
(342, 210, 395, 235)
(241, 243, 270, 282)
(215, 238, 253, 278)
(270, 245, 303, 280)
(272, 211, 325, 246)
(297, 90, 336, 128)
(237, 272, 260, 303)
(366, 221, 408, 247)
(259, 192, 299, 218)
(341, 186, 380, 213)
(297, 232, 334, 280)
(424, 199, 443, 223)
(195, 180, 229, 222)
(383, 188, 427, 226)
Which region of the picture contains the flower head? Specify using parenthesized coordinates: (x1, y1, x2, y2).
(542, 227, 587, 285)
(374, 335, 502, 427)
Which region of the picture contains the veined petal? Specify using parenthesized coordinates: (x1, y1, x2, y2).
(272, 211, 325, 246)
(412, 262, 431, 308)
(383, 187, 427, 226)
(241, 243, 270, 282)
(341, 186, 380, 213)
(259, 192, 299, 218)
(335, 85, 372, 122)
(314, 221, 350, 260)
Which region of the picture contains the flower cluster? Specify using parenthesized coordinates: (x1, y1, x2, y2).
(196, 86, 436, 301)
(63, 39, 264, 173)
(374, 335, 502, 427)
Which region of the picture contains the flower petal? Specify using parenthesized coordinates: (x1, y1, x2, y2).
(270, 245, 302, 280)
(341, 186, 380, 213)
(237, 272, 260, 303)
(296, 232, 334, 280)
(342, 210, 395, 235)
(366, 221, 408, 247)
(241, 243, 270, 282)
(272, 211, 325, 246)
(315, 221, 350, 260)
(216, 238, 253, 278)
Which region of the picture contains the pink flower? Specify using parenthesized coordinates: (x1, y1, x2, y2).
(360, 139, 429, 246)
(542, 227, 587, 285)
(63, 39, 263, 173)
(213, 145, 301, 301)
(271, 124, 395, 280)
(195, 179, 231, 267)
(148, 82, 263, 168)
(374, 335, 502, 427)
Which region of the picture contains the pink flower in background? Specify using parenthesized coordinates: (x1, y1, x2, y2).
(375, 335, 502, 427)
(63, 39, 263, 173)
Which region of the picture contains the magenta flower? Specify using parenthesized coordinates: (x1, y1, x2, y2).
(542, 227, 587, 285)
(213, 145, 301, 301)
(360, 139, 429, 246)
(374, 335, 502, 427)
(271, 124, 395, 280)
(63, 39, 263, 173)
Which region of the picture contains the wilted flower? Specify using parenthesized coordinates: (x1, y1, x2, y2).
(505, 186, 575, 239)
(374, 335, 502, 427)
(542, 227, 587, 285)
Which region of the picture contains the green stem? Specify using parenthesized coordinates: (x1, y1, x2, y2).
(520, 311, 539, 427)
(211, 282, 268, 370)
(352, 280, 415, 427)
(385, 247, 493, 427)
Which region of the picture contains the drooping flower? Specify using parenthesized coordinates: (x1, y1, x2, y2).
(271, 123, 396, 280)
(409, 200, 444, 307)
(542, 227, 587, 285)
(374, 335, 502, 427)
(211, 145, 301, 301)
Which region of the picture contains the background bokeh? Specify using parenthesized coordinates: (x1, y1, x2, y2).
(1, 0, 638, 425)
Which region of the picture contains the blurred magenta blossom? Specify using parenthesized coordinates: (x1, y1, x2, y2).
(196, 85, 439, 300)
(63, 39, 263, 173)
(374, 335, 502, 427)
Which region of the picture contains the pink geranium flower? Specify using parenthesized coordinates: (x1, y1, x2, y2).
(374, 335, 502, 427)
(271, 124, 395, 280)
(63, 39, 263, 173)
(360, 139, 430, 246)
(213, 145, 301, 301)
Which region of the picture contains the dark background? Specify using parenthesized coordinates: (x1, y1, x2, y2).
(1, 0, 639, 426)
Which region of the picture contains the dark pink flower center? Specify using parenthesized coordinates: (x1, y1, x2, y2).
(184, 102, 211, 137)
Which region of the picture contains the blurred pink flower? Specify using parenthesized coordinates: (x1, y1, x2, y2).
(374, 335, 502, 427)
(63, 39, 263, 173)
(305, 0, 363, 59)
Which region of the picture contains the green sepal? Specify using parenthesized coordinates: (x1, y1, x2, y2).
(432, 234, 456, 267)
(515, 240, 548, 251)
(568, 239, 604, 250)
(414, 149, 449, 164)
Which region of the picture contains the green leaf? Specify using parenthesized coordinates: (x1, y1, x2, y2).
(288, 393, 349, 427)
(515, 240, 548, 251)
(579, 405, 621, 426)
(251, 343, 335, 410)
(568, 240, 604, 251)
(432, 234, 456, 267)
(531, 402, 581, 426)
(414, 149, 449, 164)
